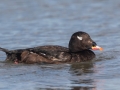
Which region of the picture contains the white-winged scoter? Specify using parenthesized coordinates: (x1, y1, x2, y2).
(0, 31, 103, 64)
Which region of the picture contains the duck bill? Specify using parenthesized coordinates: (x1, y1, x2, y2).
(92, 46, 103, 51)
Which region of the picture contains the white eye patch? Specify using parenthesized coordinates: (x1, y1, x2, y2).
(77, 36, 83, 40)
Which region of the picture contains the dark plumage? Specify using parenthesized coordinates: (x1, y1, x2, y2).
(0, 31, 102, 64)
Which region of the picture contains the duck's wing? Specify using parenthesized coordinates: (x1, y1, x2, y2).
(27, 45, 70, 61)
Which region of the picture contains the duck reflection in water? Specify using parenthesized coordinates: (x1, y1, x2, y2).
(70, 62, 96, 90)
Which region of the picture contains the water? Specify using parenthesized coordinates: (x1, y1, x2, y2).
(0, 0, 120, 90)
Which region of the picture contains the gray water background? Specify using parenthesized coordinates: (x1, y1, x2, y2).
(0, 0, 120, 90)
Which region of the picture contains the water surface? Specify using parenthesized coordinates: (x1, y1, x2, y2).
(0, 0, 120, 90)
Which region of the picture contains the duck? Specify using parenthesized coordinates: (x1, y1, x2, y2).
(0, 31, 103, 64)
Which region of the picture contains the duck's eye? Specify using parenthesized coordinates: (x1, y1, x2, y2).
(77, 36, 83, 40)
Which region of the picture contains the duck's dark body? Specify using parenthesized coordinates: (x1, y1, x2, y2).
(0, 45, 95, 64)
(0, 31, 97, 64)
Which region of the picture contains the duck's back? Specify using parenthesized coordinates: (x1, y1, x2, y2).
(33, 45, 68, 52)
